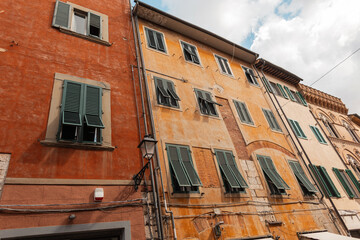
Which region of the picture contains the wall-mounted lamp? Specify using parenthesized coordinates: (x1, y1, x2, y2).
(214, 221, 224, 238)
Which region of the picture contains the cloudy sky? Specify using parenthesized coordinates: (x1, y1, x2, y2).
(138, 0, 360, 114)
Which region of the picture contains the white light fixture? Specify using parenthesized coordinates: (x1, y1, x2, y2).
(94, 188, 104, 202)
(137, 135, 157, 160)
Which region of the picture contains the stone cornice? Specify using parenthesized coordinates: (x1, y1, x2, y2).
(328, 136, 360, 148)
(299, 84, 348, 114)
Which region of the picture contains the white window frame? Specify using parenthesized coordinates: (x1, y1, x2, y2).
(214, 54, 233, 77)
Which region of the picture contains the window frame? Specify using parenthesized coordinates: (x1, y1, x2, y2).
(241, 66, 259, 86)
(154, 77, 180, 109)
(343, 120, 360, 143)
(262, 108, 282, 132)
(214, 54, 233, 77)
(288, 119, 307, 139)
(180, 40, 201, 65)
(233, 100, 254, 126)
(144, 26, 167, 54)
(194, 88, 221, 117)
(320, 114, 339, 138)
(288, 160, 317, 196)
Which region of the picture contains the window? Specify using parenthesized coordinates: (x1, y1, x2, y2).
(297, 91, 308, 106)
(233, 100, 254, 125)
(52, 0, 109, 43)
(154, 77, 180, 108)
(180, 41, 200, 65)
(214, 54, 233, 76)
(291, 90, 302, 104)
(58, 80, 104, 144)
(310, 125, 327, 144)
(41, 73, 112, 149)
(284, 86, 296, 101)
(145, 27, 166, 53)
(262, 109, 282, 132)
(288, 160, 317, 196)
(242, 66, 259, 85)
(288, 119, 307, 139)
(333, 168, 360, 198)
(257, 155, 290, 195)
(215, 150, 248, 193)
(320, 114, 339, 138)
(343, 121, 360, 143)
(269, 82, 281, 96)
(276, 83, 288, 99)
(261, 77, 273, 93)
(348, 155, 360, 179)
(166, 144, 202, 193)
(195, 89, 221, 116)
(309, 164, 340, 198)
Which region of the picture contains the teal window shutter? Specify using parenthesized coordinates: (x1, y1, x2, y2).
(195, 89, 220, 116)
(276, 83, 288, 99)
(294, 121, 306, 139)
(146, 28, 157, 49)
(310, 126, 326, 143)
(234, 100, 253, 125)
(266, 156, 290, 189)
(167, 145, 191, 187)
(88, 12, 101, 38)
(61, 81, 83, 127)
(284, 86, 296, 101)
(263, 109, 282, 132)
(225, 152, 248, 188)
(309, 164, 333, 197)
(289, 161, 317, 194)
(333, 168, 354, 198)
(166, 81, 180, 107)
(289, 119, 306, 139)
(155, 77, 179, 108)
(319, 166, 341, 198)
(52, 0, 71, 29)
(155, 32, 165, 52)
(346, 169, 360, 193)
(84, 85, 104, 128)
(181, 42, 200, 64)
(297, 91, 308, 106)
(216, 151, 241, 189)
(261, 77, 273, 93)
(179, 146, 202, 186)
(215, 55, 232, 75)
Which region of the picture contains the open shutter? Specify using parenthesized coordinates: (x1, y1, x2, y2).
(320, 166, 340, 197)
(223, 58, 232, 75)
(289, 161, 317, 193)
(189, 45, 200, 64)
(84, 85, 104, 128)
(166, 81, 180, 107)
(284, 86, 296, 101)
(276, 83, 288, 99)
(204, 92, 217, 115)
(216, 151, 241, 189)
(52, 0, 71, 29)
(261, 77, 273, 93)
(225, 152, 248, 188)
(266, 157, 290, 189)
(310, 126, 321, 142)
(146, 29, 157, 49)
(216, 56, 226, 73)
(333, 168, 354, 198)
(297, 91, 308, 106)
(62, 81, 82, 126)
(167, 146, 190, 187)
(179, 147, 202, 186)
(155, 32, 165, 51)
(88, 12, 101, 38)
(346, 170, 360, 193)
(294, 121, 306, 138)
(196, 90, 208, 114)
(258, 156, 286, 190)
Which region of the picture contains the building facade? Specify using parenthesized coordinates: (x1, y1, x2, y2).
(0, 0, 150, 239)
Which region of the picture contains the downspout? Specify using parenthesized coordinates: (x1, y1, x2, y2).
(129, 1, 163, 239)
(253, 60, 349, 236)
(132, 4, 168, 239)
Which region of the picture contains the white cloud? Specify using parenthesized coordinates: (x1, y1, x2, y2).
(159, 0, 360, 114)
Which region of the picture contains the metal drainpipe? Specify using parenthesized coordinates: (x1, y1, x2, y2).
(132, 11, 166, 240)
(253, 61, 350, 236)
(129, 1, 164, 239)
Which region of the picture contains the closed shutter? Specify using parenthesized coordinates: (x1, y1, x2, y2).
(289, 119, 300, 137)
(146, 28, 156, 49)
(167, 146, 190, 187)
(310, 126, 321, 142)
(276, 83, 288, 99)
(297, 91, 308, 106)
(84, 85, 104, 128)
(225, 152, 248, 188)
(216, 151, 241, 189)
(289, 161, 317, 193)
(156, 32, 165, 51)
(263, 109, 275, 129)
(294, 121, 306, 138)
(284, 86, 296, 101)
(88, 12, 101, 38)
(333, 168, 354, 198)
(179, 147, 202, 186)
(62, 81, 82, 126)
(309, 164, 333, 197)
(319, 166, 340, 197)
(269, 111, 281, 131)
(346, 169, 360, 193)
(52, 0, 71, 29)
(261, 77, 273, 93)
(235, 101, 246, 123)
(235, 101, 253, 124)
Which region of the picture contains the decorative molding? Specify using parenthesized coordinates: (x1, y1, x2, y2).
(5, 178, 151, 186)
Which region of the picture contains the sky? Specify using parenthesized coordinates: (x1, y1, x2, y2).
(137, 0, 360, 114)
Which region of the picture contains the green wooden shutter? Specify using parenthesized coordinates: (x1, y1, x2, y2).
(52, 0, 71, 29)
(179, 147, 202, 186)
(276, 83, 288, 99)
(258, 155, 286, 190)
(289, 119, 300, 137)
(261, 77, 273, 93)
(289, 161, 317, 193)
(84, 85, 104, 128)
(263, 109, 275, 130)
(225, 152, 248, 188)
(62, 81, 82, 126)
(189, 45, 200, 64)
(88, 12, 101, 38)
(346, 169, 360, 193)
(204, 92, 217, 115)
(216, 151, 241, 189)
(294, 121, 306, 139)
(297, 91, 308, 106)
(196, 90, 208, 114)
(235, 101, 246, 123)
(235, 101, 253, 125)
(333, 168, 354, 198)
(146, 28, 157, 49)
(155, 32, 165, 52)
(320, 166, 340, 198)
(216, 56, 226, 73)
(166, 81, 180, 107)
(266, 157, 290, 189)
(223, 58, 232, 75)
(167, 145, 190, 187)
(310, 126, 321, 142)
(309, 164, 333, 197)
(269, 111, 281, 131)
(284, 86, 296, 101)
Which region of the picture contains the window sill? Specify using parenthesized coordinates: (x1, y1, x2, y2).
(40, 139, 115, 151)
(170, 192, 204, 199)
(58, 27, 112, 46)
(155, 103, 182, 111)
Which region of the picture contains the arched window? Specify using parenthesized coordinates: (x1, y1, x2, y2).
(347, 154, 360, 178)
(343, 120, 360, 143)
(319, 114, 338, 138)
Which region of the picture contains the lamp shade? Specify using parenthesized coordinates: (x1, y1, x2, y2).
(138, 135, 157, 159)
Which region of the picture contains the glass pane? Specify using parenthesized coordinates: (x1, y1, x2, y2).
(73, 11, 87, 35)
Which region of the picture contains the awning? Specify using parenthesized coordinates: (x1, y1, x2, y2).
(299, 231, 358, 240)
